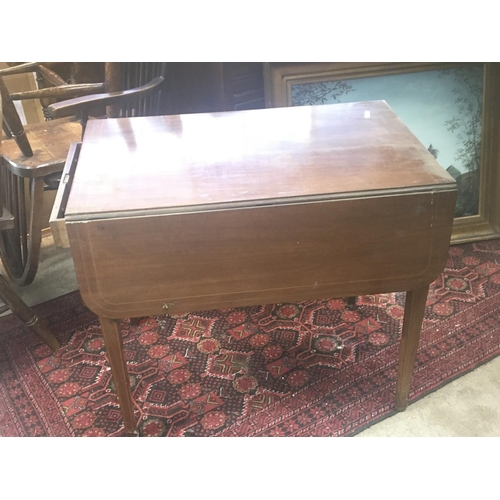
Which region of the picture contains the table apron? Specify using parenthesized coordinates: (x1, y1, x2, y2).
(67, 190, 456, 318)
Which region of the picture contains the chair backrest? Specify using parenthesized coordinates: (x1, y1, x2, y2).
(0, 62, 166, 158)
(109, 63, 167, 118)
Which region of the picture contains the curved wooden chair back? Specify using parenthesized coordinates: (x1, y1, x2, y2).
(108, 63, 166, 118)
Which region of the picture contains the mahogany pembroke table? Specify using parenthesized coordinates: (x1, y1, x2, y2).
(51, 101, 457, 436)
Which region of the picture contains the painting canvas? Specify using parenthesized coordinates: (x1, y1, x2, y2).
(291, 65, 484, 218)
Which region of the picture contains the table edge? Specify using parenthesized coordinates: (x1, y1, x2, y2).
(65, 183, 457, 222)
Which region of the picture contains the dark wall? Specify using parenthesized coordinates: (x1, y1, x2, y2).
(159, 62, 265, 115)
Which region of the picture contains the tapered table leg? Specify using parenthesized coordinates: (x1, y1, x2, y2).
(395, 285, 429, 411)
(99, 316, 138, 436)
(346, 296, 357, 309)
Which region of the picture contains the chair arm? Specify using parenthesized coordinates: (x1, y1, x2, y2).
(0, 63, 67, 87)
(0, 63, 40, 76)
(11, 83, 106, 101)
(48, 77, 165, 119)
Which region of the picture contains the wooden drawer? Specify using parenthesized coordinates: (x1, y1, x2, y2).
(49, 142, 81, 248)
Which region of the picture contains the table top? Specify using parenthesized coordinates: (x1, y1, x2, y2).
(66, 100, 455, 220)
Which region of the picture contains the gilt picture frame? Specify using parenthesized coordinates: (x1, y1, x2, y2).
(264, 62, 500, 244)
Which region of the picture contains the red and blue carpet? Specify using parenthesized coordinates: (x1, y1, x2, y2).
(1, 239, 500, 436)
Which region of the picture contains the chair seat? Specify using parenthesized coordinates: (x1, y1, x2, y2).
(1, 116, 82, 177)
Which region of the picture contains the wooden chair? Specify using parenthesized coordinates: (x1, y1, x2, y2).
(0, 62, 165, 286)
(0, 92, 60, 351)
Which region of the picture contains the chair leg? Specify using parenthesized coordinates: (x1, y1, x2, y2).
(0, 274, 60, 351)
(0, 170, 44, 286)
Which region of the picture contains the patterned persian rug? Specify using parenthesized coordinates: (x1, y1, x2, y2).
(1, 240, 500, 437)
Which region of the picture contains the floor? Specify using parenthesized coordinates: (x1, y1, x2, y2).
(2, 236, 500, 437)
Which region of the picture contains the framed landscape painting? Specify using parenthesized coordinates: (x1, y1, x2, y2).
(264, 63, 500, 244)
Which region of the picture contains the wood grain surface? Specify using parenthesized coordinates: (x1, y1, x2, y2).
(65, 101, 456, 219)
